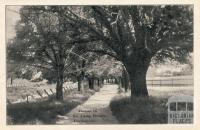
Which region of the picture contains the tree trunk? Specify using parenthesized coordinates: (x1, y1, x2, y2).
(122, 68, 129, 92)
(91, 78, 94, 88)
(129, 71, 148, 97)
(101, 78, 104, 85)
(88, 78, 94, 89)
(77, 76, 81, 91)
(56, 68, 64, 101)
(114, 77, 118, 84)
(97, 78, 100, 87)
(11, 76, 13, 85)
(125, 58, 150, 98)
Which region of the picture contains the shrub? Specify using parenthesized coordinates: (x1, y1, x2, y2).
(110, 96, 168, 124)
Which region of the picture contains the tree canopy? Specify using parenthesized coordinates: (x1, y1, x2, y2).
(7, 5, 193, 99)
(63, 5, 193, 97)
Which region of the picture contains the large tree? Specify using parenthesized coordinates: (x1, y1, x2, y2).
(63, 5, 193, 98)
(7, 6, 98, 100)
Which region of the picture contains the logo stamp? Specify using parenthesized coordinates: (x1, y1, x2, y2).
(166, 95, 193, 124)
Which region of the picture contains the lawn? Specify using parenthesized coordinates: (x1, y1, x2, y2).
(7, 88, 96, 125)
(6, 78, 76, 103)
(110, 85, 193, 124)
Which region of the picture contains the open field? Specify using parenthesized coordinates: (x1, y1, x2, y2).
(6, 78, 77, 103)
(146, 75, 193, 80)
(147, 79, 193, 87)
(146, 75, 193, 87)
(148, 87, 193, 98)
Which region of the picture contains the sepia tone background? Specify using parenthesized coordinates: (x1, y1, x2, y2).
(0, 0, 200, 130)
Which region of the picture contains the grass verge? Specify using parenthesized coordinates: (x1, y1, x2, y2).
(110, 95, 168, 124)
(7, 89, 96, 125)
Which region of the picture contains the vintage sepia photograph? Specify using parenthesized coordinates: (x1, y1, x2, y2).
(5, 5, 193, 125)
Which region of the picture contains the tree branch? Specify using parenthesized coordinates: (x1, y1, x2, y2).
(86, 49, 120, 60)
(153, 33, 193, 55)
(66, 37, 102, 45)
(27, 64, 53, 71)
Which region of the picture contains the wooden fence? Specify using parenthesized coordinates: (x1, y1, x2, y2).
(6, 83, 78, 105)
(146, 78, 193, 87)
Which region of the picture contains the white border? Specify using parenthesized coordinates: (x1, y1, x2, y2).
(0, 0, 200, 130)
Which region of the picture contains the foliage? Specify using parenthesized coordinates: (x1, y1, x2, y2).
(7, 6, 96, 100)
(85, 55, 123, 78)
(66, 5, 193, 96)
(7, 5, 193, 97)
(64, 5, 193, 63)
(110, 96, 168, 124)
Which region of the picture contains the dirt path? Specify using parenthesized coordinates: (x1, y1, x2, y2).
(56, 84, 119, 124)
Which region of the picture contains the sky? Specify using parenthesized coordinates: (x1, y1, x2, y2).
(6, 6, 21, 42)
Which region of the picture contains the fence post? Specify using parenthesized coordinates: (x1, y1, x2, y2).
(21, 95, 25, 100)
(26, 95, 29, 103)
(36, 90, 43, 98)
(50, 89, 54, 95)
(44, 89, 50, 96)
(30, 95, 35, 100)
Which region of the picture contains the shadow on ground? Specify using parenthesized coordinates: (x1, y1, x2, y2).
(110, 95, 168, 124)
(7, 89, 95, 125)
